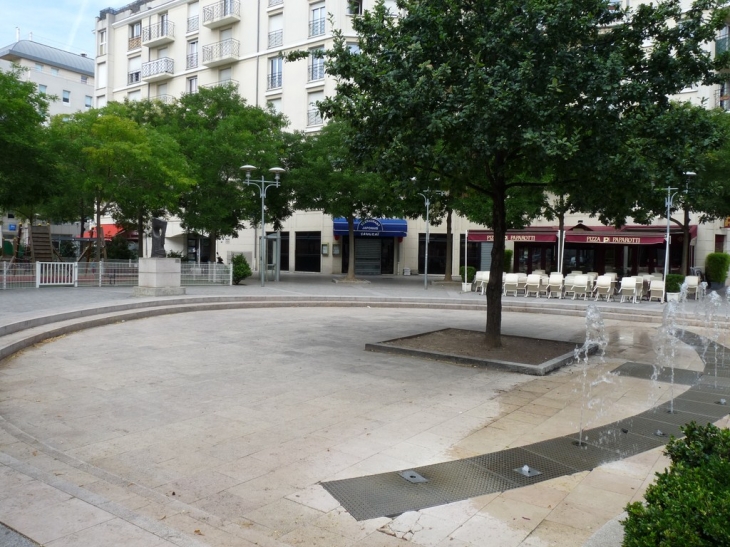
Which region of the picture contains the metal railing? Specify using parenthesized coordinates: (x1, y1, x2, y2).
(307, 108, 323, 126)
(151, 94, 176, 104)
(308, 62, 324, 81)
(188, 15, 199, 33)
(128, 36, 141, 50)
(128, 70, 141, 85)
(309, 18, 325, 37)
(269, 0, 283, 6)
(716, 88, 730, 111)
(201, 78, 239, 89)
(142, 21, 175, 43)
(268, 29, 283, 49)
(203, 0, 241, 24)
(267, 71, 282, 89)
(2, 260, 232, 290)
(202, 38, 240, 64)
(186, 52, 199, 69)
(142, 58, 174, 79)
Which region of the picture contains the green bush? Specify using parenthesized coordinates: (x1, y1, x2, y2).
(705, 252, 730, 285)
(459, 266, 476, 283)
(665, 273, 685, 294)
(231, 253, 252, 285)
(622, 422, 730, 547)
(503, 249, 513, 273)
(106, 234, 137, 260)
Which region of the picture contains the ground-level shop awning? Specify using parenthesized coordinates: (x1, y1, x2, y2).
(466, 224, 697, 245)
(333, 218, 408, 238)
(467, 229, 557, 243)
(80, 224, 136, 241)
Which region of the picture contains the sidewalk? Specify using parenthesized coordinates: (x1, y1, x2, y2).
(0, 273, 727, 546)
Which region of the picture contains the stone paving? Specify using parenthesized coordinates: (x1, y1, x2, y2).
(0, 274, 728, 546)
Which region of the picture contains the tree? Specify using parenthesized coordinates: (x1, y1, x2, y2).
(309, 0, 729, 347)
(287, 121, 396, 280)
(0, 66, 59, 220)
(165, 85, 290, 263)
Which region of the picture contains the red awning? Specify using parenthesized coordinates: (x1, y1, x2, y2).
(81, 224, 132, 241)
(467, 230, 557, 243)
(564, 232, 665, 245)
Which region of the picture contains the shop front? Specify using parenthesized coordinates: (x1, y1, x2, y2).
(334, 218, 407, 275)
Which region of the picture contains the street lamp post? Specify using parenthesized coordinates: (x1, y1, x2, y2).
(418, 193, 431, 290)
(663, 172, 694, 283)
(241, 165, 285, 287)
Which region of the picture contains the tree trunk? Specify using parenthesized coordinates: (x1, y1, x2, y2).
(346, 216, 356, 280)
(443, 209, 453, 282)
(209, 231, 217, 265)
(485, 176, 507, 348)
(137, 211, 145, 258)
(681, 208, 690, 275)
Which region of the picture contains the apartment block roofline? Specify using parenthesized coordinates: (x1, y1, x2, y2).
(0, 40, 94, 76)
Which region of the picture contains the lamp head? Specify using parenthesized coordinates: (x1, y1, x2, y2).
(269, 166, 285, 182)
(240, 165, 257, 179)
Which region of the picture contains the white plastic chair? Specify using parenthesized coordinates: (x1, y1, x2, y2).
(571, 275, 591, 300)
(619, 277, 638, 303)
(648, 280, 665, 302)
(684, 275, 700, 300)
(563, 274, 578, 299)
(503, 273, 520, 296)
(547, 273, 564, 299)
(524, 274, 542, 297)
(594, 275, 614, 301)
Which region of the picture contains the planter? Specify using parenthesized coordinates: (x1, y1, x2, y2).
(666, 292, 680, 302)
(462, 283, 472, 292)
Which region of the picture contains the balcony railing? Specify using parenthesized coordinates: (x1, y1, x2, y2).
(128, 36, 141, 50)
(269, 0, 283, 6)
(267, 71, 282, 90)
(142, 58, 174, 81)
(201, 78, 239, 89)
(151, 94, 176, 104)
(307, 108, 323, 126)
(142, 21, 175, 46)
(716, 88, 730, 111)
(309, 18, 325, 37)
(308, 63, 324, 81)
(188, 15, 199, 33)
(128, 70, 141, 85)
(186, 52, 199, 69)
(202, 0, 241, 28)
(202, 38, 240, 66)
(268, 29, 283, 49)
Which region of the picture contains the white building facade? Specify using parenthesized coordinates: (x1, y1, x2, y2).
(95, 0, 729, 280)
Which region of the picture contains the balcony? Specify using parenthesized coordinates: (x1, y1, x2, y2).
(128, 36, 141, 51)
(142, 21, 175, 48)
(151, 94, 176, 104)
(309, 18, 325, 37)
(186, 52, 199, 69)
(201, 78, 239, 89)
(268, 29, 283, 49)
(202, 0, 241, 29)
(307, 108, 323, 126)
(269, 0, 283, 5)
(142, 58, 174, 82)
(202, 38, 240, 67)
(267, 72, 282, 90)
(308, 62, 324, 82)
(188, 15, 199, 33)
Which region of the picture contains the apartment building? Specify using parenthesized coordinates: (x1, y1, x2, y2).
(95, 0, 729, 278)
(0, 39, 96, 250)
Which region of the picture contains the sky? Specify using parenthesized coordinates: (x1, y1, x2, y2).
(0, 0, 114, 56)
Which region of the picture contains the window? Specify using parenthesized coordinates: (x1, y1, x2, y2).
(268, 14, 283, 49)
(38, 84, 47, 94)
(309, 4, 325, 37)
(219, 67, 232, 83)
(98, 29, 107, 55)
(187, 76, 198, 93)
(62, 90, 71, 104)
(51, 68, 59, 76)
(160, 12, 169, 35)
(81, 75, 88, 84)
(97, 62, 107, 88)
(307, 91, 324, 126)
(35, 63, 43, 72)
(158, 46, 168, 60)
(268, 57, 282, 89)
(97, 95, 107, 108)
(187, 40, 198, 69)
(347, 42, 360, 54)
(85, 95, 93, 108)
(383, 0, 397, 15)
(128, 56, 141, 85)
(308, 48, 324, 81)
(268, 98, 282, 113)
(129, 21, 142, 49)
(188, 1, 199, 32)
(347, 0, 362, 15)
(128, 90, 141, 102)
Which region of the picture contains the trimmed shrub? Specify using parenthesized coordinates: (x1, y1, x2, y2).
(503, 249, 513, 273)
(231, 253, 252, 285)
(665, 273, 685, 294)
(705, 252, 730, 285)
(459, 266, 476, 283)
(622, 422, 730, 547)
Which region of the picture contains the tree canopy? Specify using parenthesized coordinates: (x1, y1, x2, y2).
(310, 0, 730, 346)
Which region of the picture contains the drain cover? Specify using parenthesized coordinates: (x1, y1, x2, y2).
(398, 470, 428, 483)
(514, 465, 542, 477)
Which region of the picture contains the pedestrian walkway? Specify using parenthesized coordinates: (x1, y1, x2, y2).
(0, 274, 728, 546)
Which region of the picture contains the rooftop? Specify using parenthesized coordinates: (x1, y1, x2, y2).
(0, 40, 94, 77)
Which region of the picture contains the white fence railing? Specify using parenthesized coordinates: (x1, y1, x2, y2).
(2, 261, 232, 290)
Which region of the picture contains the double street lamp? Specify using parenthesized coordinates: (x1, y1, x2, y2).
(241, 165, 285, 287)
(418, 191, 445, 290)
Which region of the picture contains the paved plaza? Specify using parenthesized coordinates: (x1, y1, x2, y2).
(0, 274, 728, 546)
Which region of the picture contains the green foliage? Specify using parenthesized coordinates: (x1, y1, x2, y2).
(166, 250, 188, 262)
(705, 252, 730, 284)
(58, 240, 78, 259)
(503, 250, 514, 273)
(459, 266, 476, 283)
(106, 234, 137, 260)
(665, 274, 685, 294)
(622, 422, 730, 547)
(231, 253, 252, 285)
